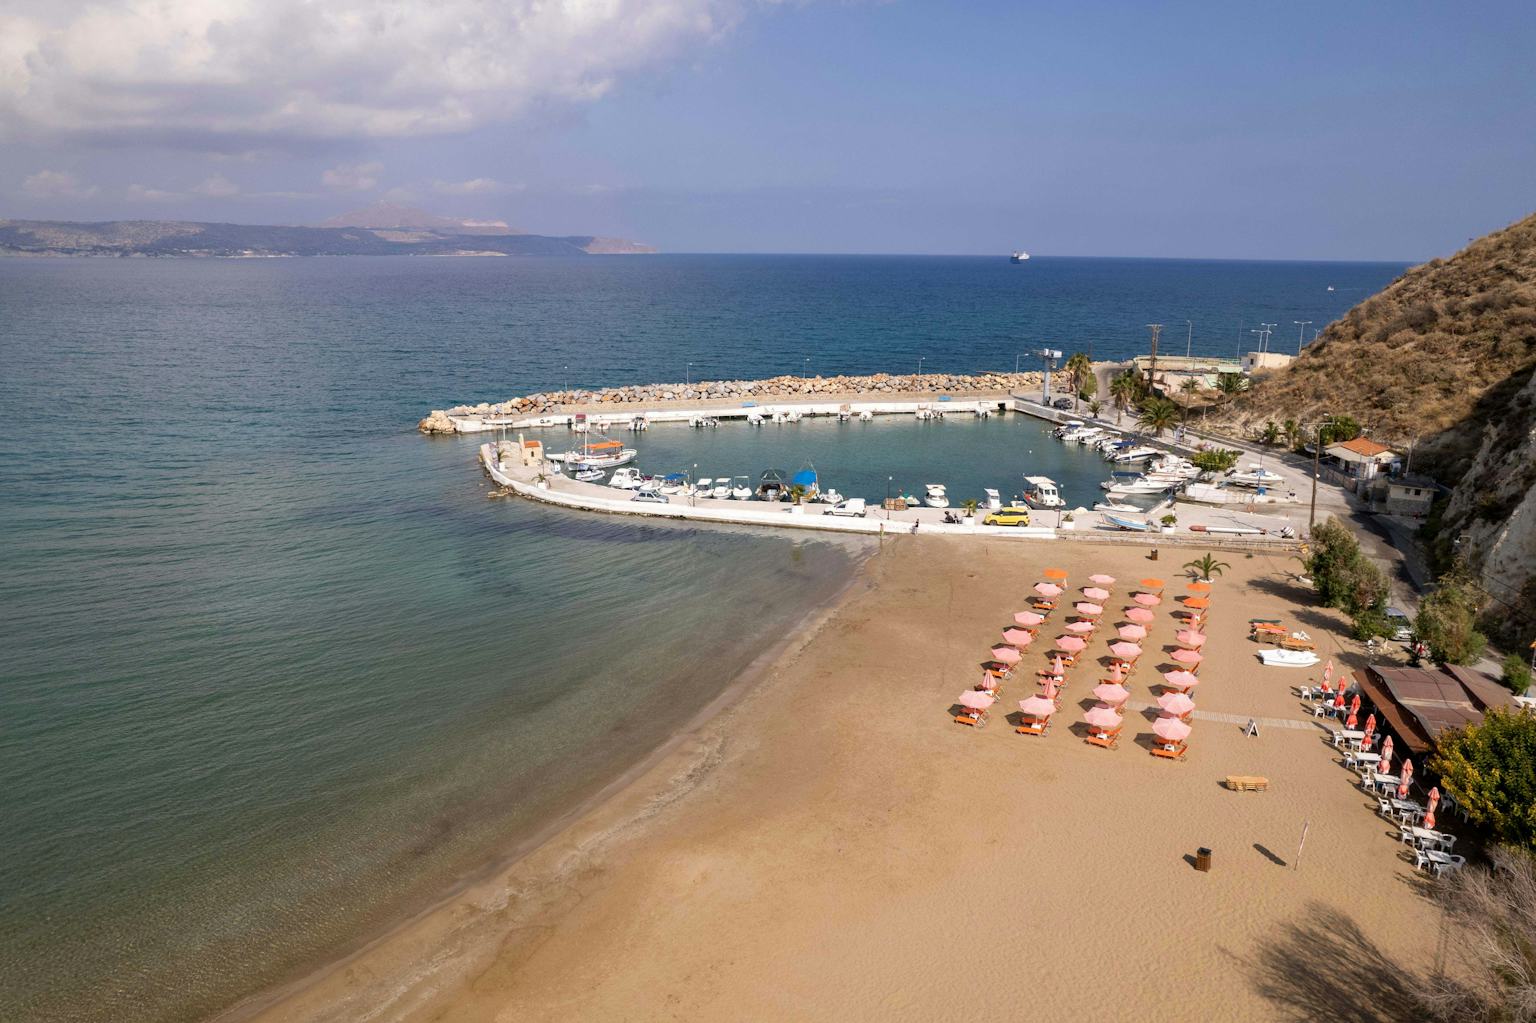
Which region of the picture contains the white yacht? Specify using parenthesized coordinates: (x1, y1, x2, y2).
(1010, 250, 1030, 263)
(1051, 420, 1085, 439)
(730, 476, 753, 500)
(1023, 476, 1064, 508)
(608, 467, 644, 490)
(1109, 446, 1160, 463)
(1063, 427, 1104, 445)
(1102, 478, 1173, 495)
(924, 484, 950, 508)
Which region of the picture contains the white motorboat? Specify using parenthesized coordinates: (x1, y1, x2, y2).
(1102, 478, 1172, 495)
(1063, 427, 1103, 445)
(1052, 420, 1086, 440)
(1010, 250, 1030, 263)
(608, 467, 644, 490)
(1109, 446, 1160, 463)
(572, 466, 606, 483)
(710, 478, 731, 500)
(628, 416, 649, 432)
(783, 410, 803, 424)
(858, 410, 874, 422)
(695, 478, 714, 496)
(689, 416, 720, 429)
(747, 413, 765, 426)
(1093, 500, 1142, 513)
(637, 477, 662, 494)
(983, 488, 1002, 511)
(1258, 649, 1321, 668)
(1227, 464, 1286, 489)
(1023, 475, 1064, 508)
(924, 484, 950, 508)
(730, 476, 752, 500)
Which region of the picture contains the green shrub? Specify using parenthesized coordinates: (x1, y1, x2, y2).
(1501, 653, 1533, 694)
(1431, 710, 1536, 851)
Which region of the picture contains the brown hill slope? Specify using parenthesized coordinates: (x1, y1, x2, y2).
(1223, 210, 1536, 476)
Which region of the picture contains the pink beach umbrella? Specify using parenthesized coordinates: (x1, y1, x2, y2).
(1163, 669, 1201, 690)
(1380, 737, 1395, 777)
(1083, 704, 1123, 730)
(959, 690, 996, 711)
(1398, 758, 1414, 799)
(1074, 602, 1105, 616)
(1082, 586, 1110, 602)
(1014, 611, 1046, 627)
(991, 645, 1023, 665)
(1092, 682, 1131, 705)
(1065, 620, 1096, 634)
(1034, 581, 1064, 598)
(1153, 715, 1192, 743)
(1157, 691, 1196, 716)
(1175, 629, 1207, 647)
(1056, 635, 1088, 653)
(1109, 641, 1143, 660)
(1322, 659, 1335, 686)
(1424, 787, 1440, 830)
(1088, 574, 1116, 585)
(1133, 591, 1163, 607)
(1041, 678, 1060, 702)
(1345, 694, 1361, 730)
(1118, 623, 1148, 641)
(1019, 694, 1056, 719)
(1170, 648, 1203, 665)
(1002, 627, 1034, 647)
(1125, 607, 1155, 624)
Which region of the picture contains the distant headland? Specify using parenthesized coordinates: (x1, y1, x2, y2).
(0, 201, 656, 258)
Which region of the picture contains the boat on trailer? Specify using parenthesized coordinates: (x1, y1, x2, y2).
(1100, 513, 1153, 532)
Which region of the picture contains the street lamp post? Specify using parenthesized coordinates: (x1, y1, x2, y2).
(1015, 353, 1022, 373)
(1185, 320, 1193, 362)
(1038, 348, 1062, 405)
(1294, 321, 1312, 356)
(1308, 420, 1327, 533)
(917, 357, 925, 379)
(804, 356, 811, 378)
(686, 361, 692, 387)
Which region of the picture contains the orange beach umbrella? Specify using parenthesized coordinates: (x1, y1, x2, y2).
(1184, 595, 1210, 609)
(1187, 580, 1212, 593)
(1043, 568, 1069, 580)
(1140, 577, 1165, 590)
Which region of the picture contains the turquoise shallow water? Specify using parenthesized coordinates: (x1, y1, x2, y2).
(0, 254, 1403, 1022)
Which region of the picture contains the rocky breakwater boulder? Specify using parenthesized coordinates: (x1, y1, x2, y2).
(418, 409, 457, 434)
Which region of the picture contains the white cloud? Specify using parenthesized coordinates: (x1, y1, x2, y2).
(193, 173, 239, 197)
(432, 177, 520, 196)
(125, 183, 177, 201)
(0, 1, 759, 147)
(322, 161, 383, 192)
(22, 168, 97, 197)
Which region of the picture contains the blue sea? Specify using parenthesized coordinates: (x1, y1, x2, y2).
(0, 254, 1404, 1022)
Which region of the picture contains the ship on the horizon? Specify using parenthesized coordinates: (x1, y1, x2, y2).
(1010, 250, 1030, 263)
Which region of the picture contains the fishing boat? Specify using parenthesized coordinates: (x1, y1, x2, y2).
(549, 434, 637, 468)
(1023, 476, 1064, 508)
(1100, 513, 1153, 532)
(924, 484, 950, 508)
(1258, 649, 1321, 668)
(608, 467, 644, 490)
(730, 476, 752, 500)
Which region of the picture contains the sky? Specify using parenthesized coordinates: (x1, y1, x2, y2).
(1, 0, 1533, 259)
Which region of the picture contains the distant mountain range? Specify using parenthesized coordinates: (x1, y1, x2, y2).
(0, 202, 656, 257)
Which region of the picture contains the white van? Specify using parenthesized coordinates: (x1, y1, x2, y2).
(828, 498, 867, 518)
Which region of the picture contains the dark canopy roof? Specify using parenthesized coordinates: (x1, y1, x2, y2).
(1353, 663, 1515, 754)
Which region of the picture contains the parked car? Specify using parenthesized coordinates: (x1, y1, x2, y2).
(1384, 607, 1414, 642)
(983, 506, 1032, 527)
(631, 491, 670, 504)
(827, 498, 867, 518)
(1051, 397, 1074, 410)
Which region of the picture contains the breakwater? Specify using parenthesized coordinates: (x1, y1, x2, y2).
(419, 370, 1052, 433)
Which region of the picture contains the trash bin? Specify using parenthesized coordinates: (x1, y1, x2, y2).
(1149, 547, 1160, 561)
(1195, 847, 1212, 872)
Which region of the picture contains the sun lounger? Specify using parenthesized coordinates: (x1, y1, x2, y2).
(1280, 636, 1316, 651)
(1084, 727, 1120, 749)
(1151, 744, 1187, 761)
(1016, 718, 1049, 736)
(1224, 775, 1268, 791)
(954, 709, 989, 728)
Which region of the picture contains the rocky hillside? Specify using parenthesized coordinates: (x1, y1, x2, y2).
(1221, 209, 1536, 637)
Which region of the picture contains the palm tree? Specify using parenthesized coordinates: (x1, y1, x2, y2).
(1087, 399, 1103, 418)
(1282, 418, 1301, 450)
(1137, 397, 1180, 437)
(1214, 372, 1249, 401)
(1184, 553, 1231, 581)
(1109, 371, 1138, 425)
(1258, 420, 1281, 446)
(1064, 352, 1093, 411)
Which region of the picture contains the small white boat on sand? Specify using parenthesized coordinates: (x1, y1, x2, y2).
(1258, 649, 1320, 668)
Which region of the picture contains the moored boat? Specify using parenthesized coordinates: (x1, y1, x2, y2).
(924, 484, 949, 508)
(1023, 475, 1064, 508)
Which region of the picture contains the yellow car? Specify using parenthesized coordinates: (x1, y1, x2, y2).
(983, 506, 1032, 527)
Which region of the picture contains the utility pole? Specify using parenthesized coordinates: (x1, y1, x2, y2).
(1145, 324, 1162, 392)
(1294, 320, 1312, 356)
(1039, 348, 1062, 404)
(1309, 421, 1324, 533)
(1185, 320, 1193, 362)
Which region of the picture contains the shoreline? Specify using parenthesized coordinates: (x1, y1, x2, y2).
(217, 537, 881, 1023)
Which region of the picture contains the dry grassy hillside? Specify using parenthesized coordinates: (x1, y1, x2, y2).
(1222, 210, 1536, 478)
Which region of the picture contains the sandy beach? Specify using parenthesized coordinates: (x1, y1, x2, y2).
(240, 536, 1442, 1023)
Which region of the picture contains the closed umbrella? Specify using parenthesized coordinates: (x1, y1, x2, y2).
(1157, 691, 1196, 716)
(1088, 574, 1116, 585)
(1034, 581, 1063, 598)
(1318, 678, 1333, 697)
(1140, 577, 1165, 590)
(1056, 635, 1088, 653)
(1345, 694, 1361, 729)
(1380, 736, 1395, 777)
(1092, 682, 1130, 705)
(1322, 660, 1334, 686)
(991, 645, 1023, 664)
(1398, 758, 1414, 799)
(1153, 715, 1192, 742)
(1163, 669, 1201, 690)
(1043, 568, 1068, 580)
(1106, 662, 1125, 683)
(1083, 705, 1123, 730)
(1002, 627, 1034, 647)
(1125, 606, 1155, 624)
(1175, 629, 1206, 647)
(1133, 592, 1162, 607)
(1109, 641, 1142, 660)
(1362, 713, 1377, 746)
(1074, 602, 1105, 616)
(1041, 678, 1060, 701)
(1424, 787, 1440, 831)
(958, 690, 995, 711)
(1118, 623, 1148, 640)
(1332, 687, 1346, 710)
(1082, 586, 1110, 601)
(1170, 648, 1203, 665)
(1048, 654, 1066, 677)
(1014, 611, 1046, 627)
(1019, 695, 1056, 719)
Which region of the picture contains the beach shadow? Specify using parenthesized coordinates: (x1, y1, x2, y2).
(1181, 853, 1200, 870)
(1131, 731, 1160, 751)
(1253, 843, 1288, 867)
(1239, 905, 1450, 1022)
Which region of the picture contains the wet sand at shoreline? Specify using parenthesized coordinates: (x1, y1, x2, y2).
(242, 537, 1441, 1023)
